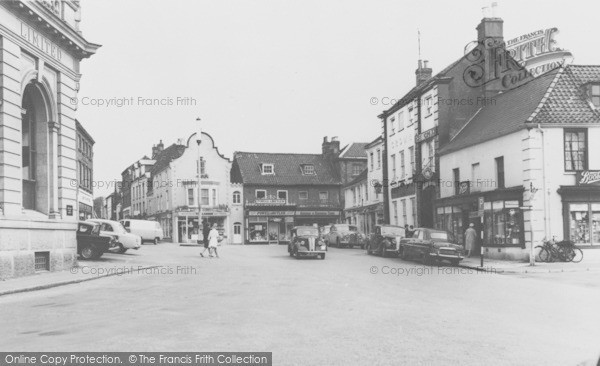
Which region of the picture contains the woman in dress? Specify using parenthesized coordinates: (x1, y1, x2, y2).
(208, 223, 220, 258)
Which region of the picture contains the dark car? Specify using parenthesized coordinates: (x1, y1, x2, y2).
(76, 221, 113, 260)
(366, 225, 405, 257)
(288, 226, 327, 259)
(400, 228, 463, 265)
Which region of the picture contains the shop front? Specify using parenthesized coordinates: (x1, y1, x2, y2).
(77, 189, 94, 220)
(247, 210, 295, 244)
(435, 187, 525, 251)
(559, 173, 600, 247)
(174, 208, 228, 244)
(343, 204, 382, 234)
(295, 210, 340, 228)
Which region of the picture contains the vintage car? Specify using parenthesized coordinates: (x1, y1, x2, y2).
(88, 219, 142, 253)
(366, 225, 405, 257)
(76, 221, 113, 260)
(288, 226, 327, 259)
(400, 228, 464, 265)
(325, 224, 363, 248)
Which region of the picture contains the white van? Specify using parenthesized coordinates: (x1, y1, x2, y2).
(121, 219, 164, 244)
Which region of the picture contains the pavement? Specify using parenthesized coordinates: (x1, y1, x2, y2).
(459, 248, 600, 273)
(2, 244, 600, 366)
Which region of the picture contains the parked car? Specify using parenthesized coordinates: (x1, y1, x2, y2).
(76, 221, 113, 260)
(366, 225, 405, 257)
(319, 225, 331, 242)
(120, 219, 164, 244)
(400, 228, 463, 265)
(325, 224, 361, 248)
(288, 226, 327, 259)
(88, 219, 141, 253)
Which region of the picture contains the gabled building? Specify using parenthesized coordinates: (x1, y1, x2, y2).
(146, 133, 232, 244)
(231, 152, 342, 244)
(438, 65, 600, 259)
(76, 120, 95, 220)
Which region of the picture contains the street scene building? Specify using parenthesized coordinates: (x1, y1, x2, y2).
(76, 120, 94, 220)
(145, 133, 232, 244)
(0, 0, 99, 278)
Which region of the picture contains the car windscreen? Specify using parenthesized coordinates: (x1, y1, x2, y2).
(430, 231, 454, 242)
(297, 228, 318, 236)
(381, 226, 405, 237)
(113, 222, 128, 234)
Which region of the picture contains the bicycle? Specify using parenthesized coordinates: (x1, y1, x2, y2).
(535, 237, 583, 263)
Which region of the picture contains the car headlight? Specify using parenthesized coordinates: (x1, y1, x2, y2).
(320, 245, 326, 250)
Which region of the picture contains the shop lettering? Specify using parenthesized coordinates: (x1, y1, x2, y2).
(578, 171, 600, 185)
(20, 23, 63, 62)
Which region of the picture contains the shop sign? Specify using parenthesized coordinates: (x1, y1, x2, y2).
(577, 171, 600, 186)
(66, 205, 73, 216)
(253, 197, 287, 205)
(295, 211, 340, 216)
(77, 189, 94, 207)
(415, 127, 438, 143)
(20, 22, 63, 62)
(248, 211, 295, 216)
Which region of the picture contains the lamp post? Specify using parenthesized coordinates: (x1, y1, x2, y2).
(196, 117, 202, 245)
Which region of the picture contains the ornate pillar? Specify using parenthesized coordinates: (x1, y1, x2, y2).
(48, 120, 60, 219)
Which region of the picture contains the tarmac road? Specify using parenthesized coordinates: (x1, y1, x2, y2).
(1, 243, 599, 366)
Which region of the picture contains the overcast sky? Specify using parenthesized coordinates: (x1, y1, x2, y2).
(77, 0, 600, 198)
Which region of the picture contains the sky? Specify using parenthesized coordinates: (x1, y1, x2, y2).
(76, 0, 600, 198)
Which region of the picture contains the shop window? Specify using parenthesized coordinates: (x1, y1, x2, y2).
(256, 190, 267, 199)
(249, 222, 267, 242)
(564, 129, 587, 171)
(495, 157, 505, 189)
(569, 203, 590, 244)
(299, 191, 308, 200)
(277, 190, 288, 202)
(233, 191, 241, 204)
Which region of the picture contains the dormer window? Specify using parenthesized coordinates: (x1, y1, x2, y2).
(588, 84, 600, 108)
(302, 164, 315, 175)
(261, 163, 274, 175)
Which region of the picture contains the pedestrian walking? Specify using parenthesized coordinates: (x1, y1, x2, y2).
(464, 223, 477, 258)
(208, 223, 220, 258)
(199, 220, 211, 257)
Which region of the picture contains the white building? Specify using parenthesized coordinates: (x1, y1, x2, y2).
(343, 136, 385, 233)
(438, 65, 600, 260)
(130, 157, 155, 218)
(0, 1, 99, 279)
(147, 133, 232, 244)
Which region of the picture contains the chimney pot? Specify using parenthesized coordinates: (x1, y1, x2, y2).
(423, 60, 429, 68)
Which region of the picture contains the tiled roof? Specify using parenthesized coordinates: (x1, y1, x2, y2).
(439, 69, 559, 155)
(344, 168, 368, 187)
(150, 143, 186, 175)
(232, 152, 340, 186)
(530, 65, 600, 125)
(339, 142, 369, 159)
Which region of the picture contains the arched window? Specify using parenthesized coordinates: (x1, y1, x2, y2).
(233, 191, 241, 204)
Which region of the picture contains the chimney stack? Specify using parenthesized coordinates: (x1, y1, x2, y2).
(415, 59, 433, 86)
(322, 136, 340, 158)
(151, 144, 158, 159)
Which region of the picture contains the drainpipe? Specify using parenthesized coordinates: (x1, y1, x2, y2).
(536, 124, 549, 239)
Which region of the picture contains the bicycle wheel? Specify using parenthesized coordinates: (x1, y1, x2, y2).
(557, 246, 574, 262)
(538, 247, 551, 262)
(571, 248, 584, 263)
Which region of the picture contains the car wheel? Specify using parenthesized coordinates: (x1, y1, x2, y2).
(80, 246, 95, 260)
(381, 248, 387, 258)
(336, 238, 341, 248)
(118, 244, 128, 254)
(289, 248, 293, 257)
(154, 237, 159, 245)
(320, 253, 326, 260)
(366, 244, 372, 255)
(400, 248, 408, 260)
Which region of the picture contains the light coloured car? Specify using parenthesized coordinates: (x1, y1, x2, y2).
(120, 219, 163, 244)
(88, 219, 141, 253)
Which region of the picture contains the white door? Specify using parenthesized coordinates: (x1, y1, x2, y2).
(233, 223, 242, 244)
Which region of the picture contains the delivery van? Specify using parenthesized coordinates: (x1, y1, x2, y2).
(121, 219, 164, 244)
